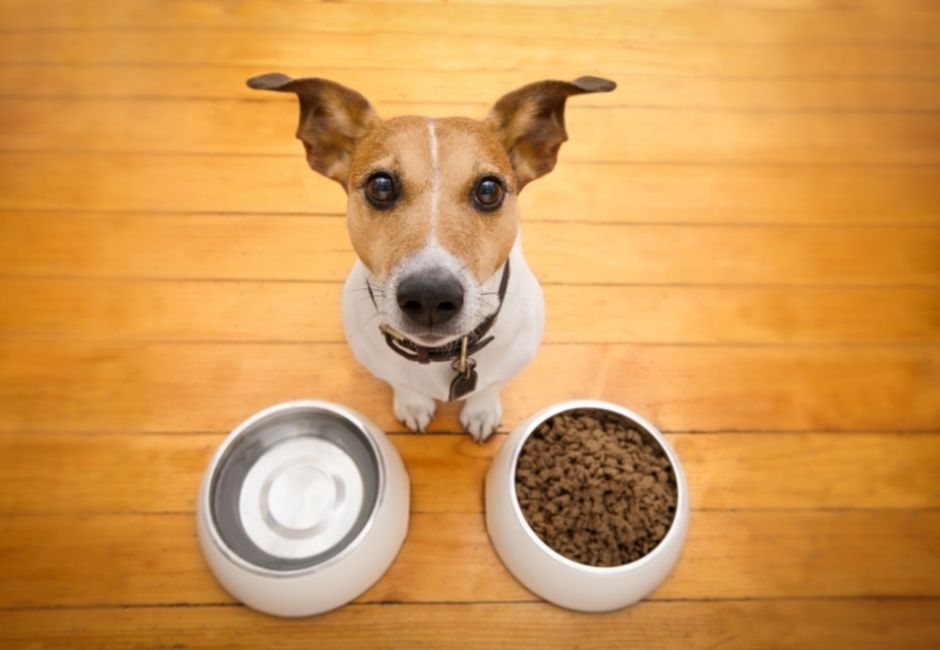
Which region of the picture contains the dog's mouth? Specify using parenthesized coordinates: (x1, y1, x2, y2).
(411, 332, 446, 345)
(368, 251, 510, 351)
(372, 281, 490, 348)
(387, 321, 477, 348)
(364, 278, 482, 348)
(410, 328, 478, 347)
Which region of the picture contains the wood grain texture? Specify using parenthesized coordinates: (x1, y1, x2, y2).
(2, 214, 938, 283)
(4, 98, 940, 165)
(2, 278, 938, 344)
(1, 340, 937, 434)
(1, 511, 938, 607)
(1, 30, 937, 78)
(7, 152, 940, 225)
(1, 432, 937, 515)
(2, 155, 939, 223)
(2, 600, 939, 650)
(5, 0, 940, 42)
(4, 65, 940, 112)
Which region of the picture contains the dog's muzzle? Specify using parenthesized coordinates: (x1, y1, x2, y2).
(372, 260, 511, 400)
(395, 269, 464, 328)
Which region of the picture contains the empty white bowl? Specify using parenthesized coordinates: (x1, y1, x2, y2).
(197, 400, 409, 617)
(485, 399, 689, 612)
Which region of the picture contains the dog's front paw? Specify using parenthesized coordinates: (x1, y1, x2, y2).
(460, 390, 502, 443)
(393, 386, 436, 432)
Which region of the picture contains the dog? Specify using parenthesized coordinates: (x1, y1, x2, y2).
(248, 73, 615, 441)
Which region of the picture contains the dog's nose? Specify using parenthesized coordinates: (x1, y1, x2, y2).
(397, 271, 464, 327)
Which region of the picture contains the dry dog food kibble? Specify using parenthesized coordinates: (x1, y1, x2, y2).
(515, 409, 678, 567)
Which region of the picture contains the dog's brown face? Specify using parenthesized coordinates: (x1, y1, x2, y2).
(248, 74, 615, 343)
(345, 116, 518, 285)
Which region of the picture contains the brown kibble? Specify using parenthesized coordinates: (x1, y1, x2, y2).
(514, 409, 678, 567)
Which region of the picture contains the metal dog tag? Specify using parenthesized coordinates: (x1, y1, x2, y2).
(449, 359, 478, 401)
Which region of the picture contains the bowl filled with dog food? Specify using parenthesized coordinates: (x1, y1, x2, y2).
(197, 400, 409, 617)
(485, 399, 689, 612)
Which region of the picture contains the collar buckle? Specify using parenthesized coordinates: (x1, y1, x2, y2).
(457, 336, 469, 374)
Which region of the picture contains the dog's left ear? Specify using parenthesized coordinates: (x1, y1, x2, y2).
(247, 72, 380, 188)
(484, 76, 615, 190)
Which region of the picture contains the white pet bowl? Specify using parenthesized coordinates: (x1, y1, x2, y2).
(485, 399, 689, 612)
(197, 400, 409, 617)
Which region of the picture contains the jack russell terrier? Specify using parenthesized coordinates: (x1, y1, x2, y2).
(248, 73, 615, 441)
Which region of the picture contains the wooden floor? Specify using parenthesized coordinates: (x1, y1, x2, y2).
(1, 0, 939, 648)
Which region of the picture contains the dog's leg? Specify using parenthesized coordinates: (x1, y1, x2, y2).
(459, 384, 503, 443)
(393, 384, 437, 432)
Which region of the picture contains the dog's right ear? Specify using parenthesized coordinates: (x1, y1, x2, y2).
(485, 76, 615, 190)
(247, 73, 380, 188)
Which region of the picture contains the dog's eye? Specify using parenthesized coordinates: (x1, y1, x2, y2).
(472, 176, 505, 212)
(364, 172, 400, 209)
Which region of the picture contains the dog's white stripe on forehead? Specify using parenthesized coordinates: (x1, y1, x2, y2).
(427, 118, 440, 242)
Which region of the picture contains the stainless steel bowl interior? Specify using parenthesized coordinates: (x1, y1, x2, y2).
(209, 407, 380, 571)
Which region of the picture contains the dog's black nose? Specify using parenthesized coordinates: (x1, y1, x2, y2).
(397, 271, 464, 327)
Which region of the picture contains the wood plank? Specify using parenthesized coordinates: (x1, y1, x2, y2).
(3, 65, 939, 112)
(238, 0, 940, 8)
(2, 214, 937, 284)
(1, 432, 937, 515)
(2, 278, 938, 344)
(1, 510, 937, 607)
(5, 98, 940, 165)
(4, 0, 940, 44)
(0, 30, 935, 78)
(2, 600, 939, 650)
(320, 0, 939, 7)
(424, 0, 940, 6)
(0, 341, 936, 433)
(1, 154, 936, 223)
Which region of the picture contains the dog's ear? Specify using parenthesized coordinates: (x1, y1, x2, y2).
(247, 72, 380, 188)
(484, 76, 615, 190)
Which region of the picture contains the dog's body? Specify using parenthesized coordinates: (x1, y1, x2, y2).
(343, 236, 544, 439)
(249, 75, 614, 441)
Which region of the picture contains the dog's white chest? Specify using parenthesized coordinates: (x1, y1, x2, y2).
(340, 243, 544, 403)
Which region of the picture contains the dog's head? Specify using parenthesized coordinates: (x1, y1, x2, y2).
(248, 73, 615, 345)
